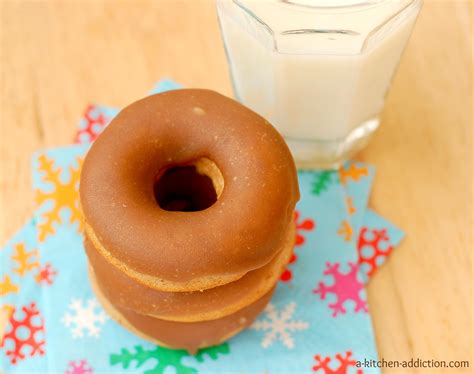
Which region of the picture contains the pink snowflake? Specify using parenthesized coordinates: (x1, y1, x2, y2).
(65, 359, 93, 374)
(313, 262, 368, 317)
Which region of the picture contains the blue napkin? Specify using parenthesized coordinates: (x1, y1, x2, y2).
(1, 80, 404, 374)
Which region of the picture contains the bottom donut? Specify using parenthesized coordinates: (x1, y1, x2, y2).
(89, 268, 274, 354)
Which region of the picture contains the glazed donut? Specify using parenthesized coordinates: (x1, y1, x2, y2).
(83, 221, 294, 322)
(90, 268, 274, 354)
(80, 89, 299, 292)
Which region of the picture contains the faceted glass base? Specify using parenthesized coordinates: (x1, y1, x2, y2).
(286, 118, 380, 170)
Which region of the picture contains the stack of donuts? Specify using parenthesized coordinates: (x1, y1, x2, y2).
(80, 89, 299, 353)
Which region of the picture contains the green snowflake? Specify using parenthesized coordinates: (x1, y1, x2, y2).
(110, 343, 230, 374)
(194, 344, 230, 363)
(311, 170, 338, 195)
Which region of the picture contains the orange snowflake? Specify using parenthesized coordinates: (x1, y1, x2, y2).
(338, 163, 368, 185)
(35, 154, 83, 242)
(345, 197, 356, 215)
(0, 276, 19, 297)
(11, 243, 39, 276)
(337, 220, 353, 242)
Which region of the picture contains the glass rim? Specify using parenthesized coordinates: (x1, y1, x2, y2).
(230, 0, 421, 16)
(280, 0, 391, 11)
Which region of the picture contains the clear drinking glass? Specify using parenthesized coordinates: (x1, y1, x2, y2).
(216, 0, 422, 169)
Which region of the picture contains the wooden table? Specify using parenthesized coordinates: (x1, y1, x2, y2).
(1, 1, 472, 371)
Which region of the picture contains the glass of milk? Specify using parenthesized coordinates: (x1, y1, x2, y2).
(216, 0, 422, 169)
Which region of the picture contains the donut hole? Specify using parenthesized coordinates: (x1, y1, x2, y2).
(154, 159, 223, 212)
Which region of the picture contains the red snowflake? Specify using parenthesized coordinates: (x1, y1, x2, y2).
(35, 263, 57, 285)
(357, 228, 393, 278)
(313, 351, 363, 374)
(313, 262, 368, 317)
(65, 359, 94, 374)
(74, 105, 109, 144)
(280, 211, 315, 282)
(280, 254, 297, 282)
(1, 302, 45, 364)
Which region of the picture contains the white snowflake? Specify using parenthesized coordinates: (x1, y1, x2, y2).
(251, 302, 309, 349)
(62, 298, 107, 338)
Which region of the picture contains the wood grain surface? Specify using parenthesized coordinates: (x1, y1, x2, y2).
(1, 0, 472, 372)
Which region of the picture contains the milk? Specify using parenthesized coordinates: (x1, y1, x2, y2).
(217, 0, 422, 168)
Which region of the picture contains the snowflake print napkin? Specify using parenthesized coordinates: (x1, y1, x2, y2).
(1, 80, 404, 374)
